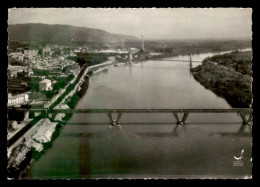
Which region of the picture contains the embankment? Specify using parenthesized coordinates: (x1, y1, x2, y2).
(11, 62, 109, 179)
(8, 65, 90, 179)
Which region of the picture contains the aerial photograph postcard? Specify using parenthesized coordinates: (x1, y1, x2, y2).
(7, 8, 253, 179)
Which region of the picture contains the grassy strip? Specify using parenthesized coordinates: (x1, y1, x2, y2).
(48, 64, 88, 109)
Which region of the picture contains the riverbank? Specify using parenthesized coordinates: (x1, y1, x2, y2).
(191, 51, 252, 108)
(8, 63, 89, 179)
(7, 118, 58, 179)
(10, 62, 110, 179)
(8, 59, 118, 179)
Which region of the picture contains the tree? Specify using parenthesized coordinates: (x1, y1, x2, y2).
(45, 90, 54, 99)
(38, 49, 42, 55)
(8, 107, 25, 123)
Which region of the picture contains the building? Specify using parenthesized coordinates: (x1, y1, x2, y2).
(130, 48, 139, 53)
(39, 79, 52, 91)
(16, 47, 24, 53)
(32, 119, 57, 144)
(8, 120, 18, 130)
(9, 52, 24, 62)
(42, 47, 51, 55)
(8, 93, 29, 107)
(149, 52, 163, 56)
(28, 70, 34, 76)
(108, 56, 116, 61)
(17, 69, 26, 78)
(8, 70, 17, 78)
(24, 49, 38, 58)
(17, 55, 24, 62)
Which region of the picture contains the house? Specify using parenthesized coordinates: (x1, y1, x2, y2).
(24, 50, 38, 57)
(28, 70, 34, 76)
(17, 70, 26, 78)
(16, 47, 24, 53)
(17, 55, 24, 62)
(8, 93, 29, 107)
(42, 46, 51, 55)
(108, 56, 116, 61)
(9, 52, 24, 61)
(130, 48, 139, 53)
(8, 70, 18, 78)
(39, 79, 52, 91)
(32, 119, 57, 143)
(8, 120, 18, 130)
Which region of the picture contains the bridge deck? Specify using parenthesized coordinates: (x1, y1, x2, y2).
(27, 108, 252, 113)
(24, 108, 252, 125)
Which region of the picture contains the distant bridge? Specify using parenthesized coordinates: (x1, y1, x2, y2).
(157, 59, 201, 62)
(157, 55, 201, 63)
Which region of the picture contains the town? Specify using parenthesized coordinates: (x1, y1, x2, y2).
(7, 35, 167, 108)
(7, 35, 172, 177)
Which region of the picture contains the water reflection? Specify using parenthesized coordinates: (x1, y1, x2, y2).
(129, 64, 132, 76)
(209, 124, 252, 138)
(172, 124, 187, 137)
(118, 124, 188, 138)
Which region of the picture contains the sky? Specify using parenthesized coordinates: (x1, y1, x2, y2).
(8, 8, 252, 40)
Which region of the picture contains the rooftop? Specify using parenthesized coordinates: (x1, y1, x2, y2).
(8, 93, 29, 99)
(39, 79, 51, 83)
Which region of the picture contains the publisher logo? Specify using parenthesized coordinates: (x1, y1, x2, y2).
(233, 149, 244, 167)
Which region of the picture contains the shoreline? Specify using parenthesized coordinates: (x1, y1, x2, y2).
(191, 51, 252, 108)
(8, 63, 91, 179)
(12, 62, 110, 179)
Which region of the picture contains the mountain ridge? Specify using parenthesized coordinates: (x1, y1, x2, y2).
(8, 23, 139, 43)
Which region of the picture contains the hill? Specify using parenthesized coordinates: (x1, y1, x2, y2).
(8, 23, 138, 43)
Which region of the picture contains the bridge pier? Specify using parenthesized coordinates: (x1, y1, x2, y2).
(173, 112, 189, 125)
(106, 112, 122, 126)
(182, 112, 189, 124)
(239, 111, 252, 125)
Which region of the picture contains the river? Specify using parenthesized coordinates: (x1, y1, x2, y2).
(24, 49, 252, 179)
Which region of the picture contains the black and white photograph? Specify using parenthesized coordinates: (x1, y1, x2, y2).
(7, 8, 253, 179)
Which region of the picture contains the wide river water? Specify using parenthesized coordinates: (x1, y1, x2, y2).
(24, 49, 252, 179)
